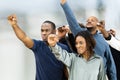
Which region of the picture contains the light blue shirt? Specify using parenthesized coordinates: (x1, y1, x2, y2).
(51, 44, 106, 80)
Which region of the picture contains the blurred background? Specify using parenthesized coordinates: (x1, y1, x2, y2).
(0, 0, 120, 80)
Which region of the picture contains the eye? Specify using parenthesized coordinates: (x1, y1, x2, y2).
(46, 30, 48, 32)
(79, 41, 83, 44)
(75, 41, 83, 46)
(41, 29, 44, 32)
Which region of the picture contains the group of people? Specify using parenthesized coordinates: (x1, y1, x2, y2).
(7, 0, 119, 80)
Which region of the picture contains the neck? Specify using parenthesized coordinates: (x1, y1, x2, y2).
(91, 30, 97, 35)
(87, 27, 97, 35)
(82, 51, 91, 61)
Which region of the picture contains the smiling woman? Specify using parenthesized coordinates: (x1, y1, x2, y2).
(48, 30, 106, 80)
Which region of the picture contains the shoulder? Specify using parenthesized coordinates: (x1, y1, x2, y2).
(94, 54, 104, 64)
(32, 39, 44, 45)
(94, 54, 103, 60)
(57, 42, 68, 48)
(30, 39, 45, 50)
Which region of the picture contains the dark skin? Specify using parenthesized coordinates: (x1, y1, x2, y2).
(8, 14, 55, 48)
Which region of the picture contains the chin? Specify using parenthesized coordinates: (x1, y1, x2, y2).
(77, 51, 82, 54)
(42, 38, 47, 41)
(87, 27, 94, 32)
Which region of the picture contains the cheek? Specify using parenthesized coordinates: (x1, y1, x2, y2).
(47, 32, 52, 35)
(94, 22, 97, 26)
(75, 44, 79, 49)
(83, 43, 87, 48)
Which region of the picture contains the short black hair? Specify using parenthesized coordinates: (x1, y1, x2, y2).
(43, 20, 56, 30)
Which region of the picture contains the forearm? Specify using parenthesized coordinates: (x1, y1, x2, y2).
(12, 24, 27, 41)
(12, 24, 33, 48)
(100, 29, 110, 39)
(8, 14, 33, 48)
(51, 44, 72, 67)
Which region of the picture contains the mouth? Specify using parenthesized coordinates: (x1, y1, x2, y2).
(86, 23, 93, 28)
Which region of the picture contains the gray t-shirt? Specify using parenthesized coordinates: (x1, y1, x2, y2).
(51, 44, 106, 80)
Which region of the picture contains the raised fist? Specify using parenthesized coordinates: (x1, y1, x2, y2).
(60, 0, 66, 5)
(47, 34, 59, 47)
(97, 20, 105, 31)
(7, 14, 17, 26)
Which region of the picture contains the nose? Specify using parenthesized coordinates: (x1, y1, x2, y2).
(42, 31, 47, 35)
(87, 20, 91, 23)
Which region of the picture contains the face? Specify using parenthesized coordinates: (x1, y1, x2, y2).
(86, 16, 98, 32)
(75, 36, 87, 55)
(41, 23, 55, 41)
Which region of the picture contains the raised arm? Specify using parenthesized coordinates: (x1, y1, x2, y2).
(8, 14, 34, 48)
(97, 20, 110, 39)
(97, 21, 120, 51)
(60, 0, 84, 36)
(48, 34, 73, 67)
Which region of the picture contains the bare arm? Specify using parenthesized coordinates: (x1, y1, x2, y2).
(7, 14, 34, 48)
(97, 20, 110, 38)
(60, 0, 84, 36)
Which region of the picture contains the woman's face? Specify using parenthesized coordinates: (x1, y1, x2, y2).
(75, 36, 87, 55)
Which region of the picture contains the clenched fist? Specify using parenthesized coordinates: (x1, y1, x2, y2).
(60, 0, 66, 5)
(97, 20, 105, 31)
(47, 34, 59, 47)
(7, 14, 17, 26)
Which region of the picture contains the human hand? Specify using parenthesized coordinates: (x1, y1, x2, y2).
(97, 20, 105, 31)
(62, 25, 71, 33)
(57, 25, 71, 39)
(7, 14, 17, 26)
(48, 34, 59, 47)
(57, 26, 67, 39)
(108, 29, 116, 37)
(60, 0, 67, 5)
